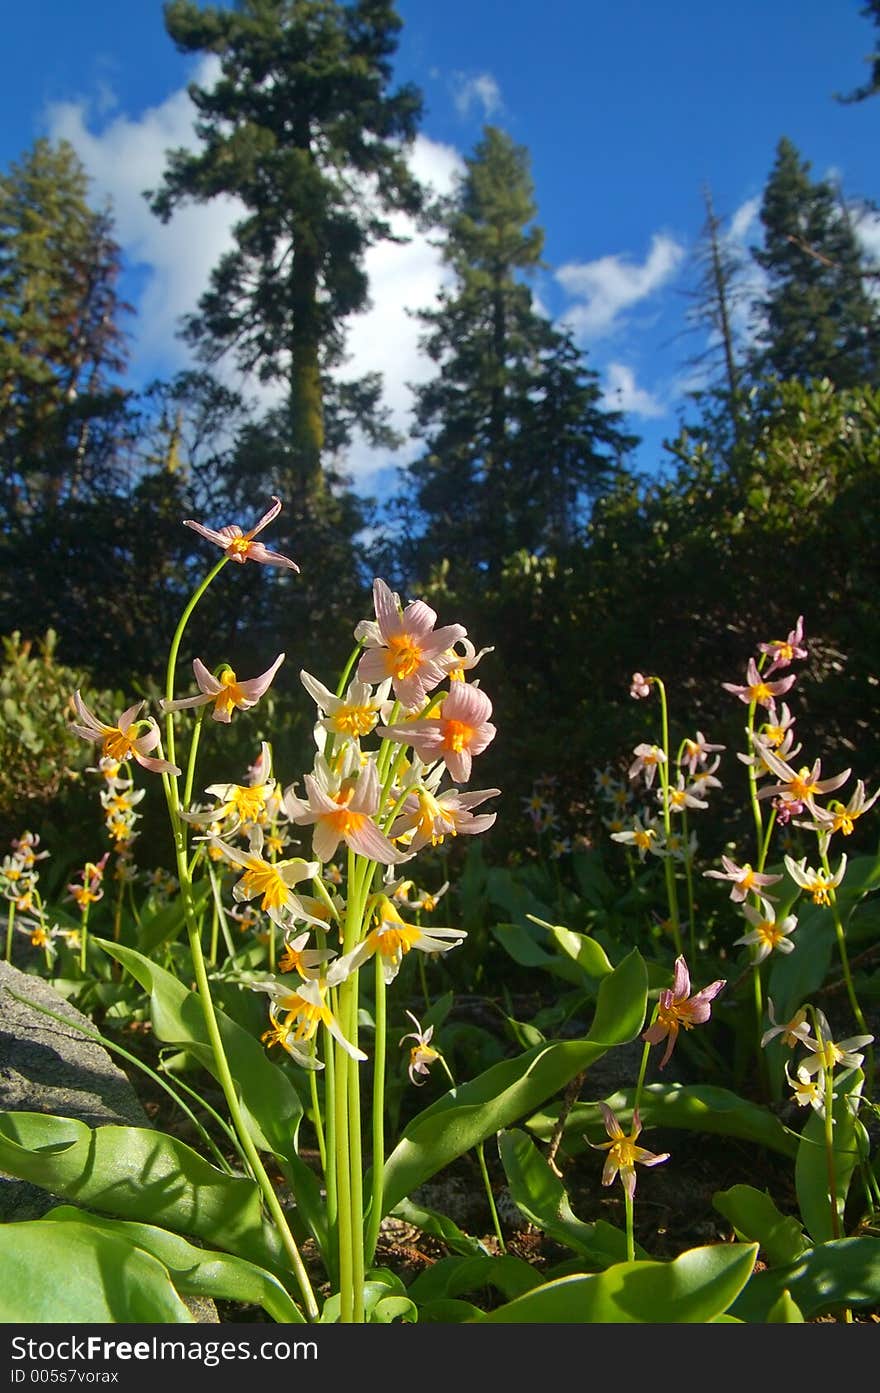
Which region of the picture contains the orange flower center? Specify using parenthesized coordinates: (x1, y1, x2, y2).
(443, 719, 474, 754)
(385, 634, 423, 680)
(103, 730, 136, 762)
(240, 861, 288, 910)
(334, 704, 377, 737)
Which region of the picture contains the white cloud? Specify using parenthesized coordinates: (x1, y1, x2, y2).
(727, 194, 761, 246)
(600, 363, 666, 419)
(452, 72, 503, 119)
(46, 70, 463, 489)
(557, 233, 685, 342)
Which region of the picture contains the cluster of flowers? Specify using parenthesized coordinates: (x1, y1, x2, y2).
(88, 754, 146, 888)
(607, 692, 726, 865)
(521, 775, 573, 858)
(68, 501, 500, 1076)
(762, 1000, 873, 1119)
(1, 830, 48, 918)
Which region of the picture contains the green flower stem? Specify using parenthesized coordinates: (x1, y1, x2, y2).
(758, 807, 777, 874)
(112, 875, 124, 944)
(182, 705, 208, 812)
(745, 697, 764, 856)
(163, 556, 229, 776)
(822, 855, 870, 1048)
(79, 904, 90, 975)
(632, 1034, 654, 1116)
(308, 1065, 326, 1175)
(159, 562, 319, 1322)
(681, 811, 696, 959)
(5, 901, 14, 964)
(653, 678, 682, 956)
(364, 952, 387, 1266)
(477, 1140, 506, 1253)
(332, 1029, 355, 1322)
(624, 1187, 635, 1262)
(206, 861, 235, 964)
(752, 959, 769, 1099)
(823, 1061, 841, 1241)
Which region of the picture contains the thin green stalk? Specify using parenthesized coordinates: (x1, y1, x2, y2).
(823, 1059, 841, 1241)
(308, 1065, 326, 1175)
(477, 1140, 506, 1253)
(632, 1032, 654, 1115)
(624, 1187, 635, 1262)
(163, 556, 228, 774)
(79, 904, 90, 975)
(821, 853, 871, 1081)
(5, 901, 14, 964)
(364, 952, 387, 1265)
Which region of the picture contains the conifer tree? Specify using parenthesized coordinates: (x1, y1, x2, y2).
(404, 126, 635, 576)
(0, 138, 129, 518)
(750, 137, 880, 389)
(148, 0, 422, 494)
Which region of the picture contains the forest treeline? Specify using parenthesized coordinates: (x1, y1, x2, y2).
(2, 0, 880, 861)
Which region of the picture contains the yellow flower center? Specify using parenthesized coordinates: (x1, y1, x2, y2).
(444, 719, 474, 754)
(333, 703, 377, 737)
(240, 861, 289, 911)
(370, 920, 422, 960)
(808, 875, 835, 905)
(227, 535, 252, 556)
(228, 786, 267, 823)
(213, 670, 247, 715)
(756, 919, 784, 949)
(103, 730, 136, 762)
(279, 991, 332, 1041)
(751, 682, 773, 704)
(385, 634, 423, 680)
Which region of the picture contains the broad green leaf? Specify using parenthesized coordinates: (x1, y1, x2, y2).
(795, 1069, 864, 1245)
(766, 1290, 804, 1322)
(0, 1111, 284, 1277)
(730, 1237, 880, 1321)
(96, 939, 302, 1167)
(490, 920, 586, 985)
(42, 1207, 304, 1323)
(417, 1298, 484, 1323)
(391, 1197, 490, 1257)
(407, 1253, 543, 1305)
(138, 883, 210, 953)
(380, 949, 648, 1215)
(531, 916, 614, 979)
(0, 1218, 194, 1323)
(712, 1185, 808, 1267)
(498, 1128, 642, 1265)
(528, 1082, 797, 1159)
(475, 1243, 758, 1323)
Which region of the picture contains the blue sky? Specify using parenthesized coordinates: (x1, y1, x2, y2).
(3, 1, 879, 499)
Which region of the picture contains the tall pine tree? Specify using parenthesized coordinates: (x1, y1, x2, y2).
(750, 137, 880, 389)
(403, 126, 635, 579)
(0, 138, 129, 519)
(148, 0, 422, 495)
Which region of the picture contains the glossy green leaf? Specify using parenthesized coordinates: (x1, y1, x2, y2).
(490, 920, 586, 985)
(96, 939, 302, 1166)
(137, 883, 210, 953)
(41, 1207, 304, 1323)
(712, 1185, 808, 1267)
(498, 1127, 642, 1265)
(766, 1290, 804, 1322)
(528, 1082, 797, 1158)
(0, 1110, 283, 1277)
(380, 949, 647, 1215)
(730, 1237, 880, 1321)
(407, 1253, 543, 1305)
(391, 1196, 490, 1257)
(475, 1243, 758, 1323)
(0, 1218, 194, 1323)
(531, 916, 614, 979)
(417, 1298, 484, 1323)
(795, 1069, 863, 1245)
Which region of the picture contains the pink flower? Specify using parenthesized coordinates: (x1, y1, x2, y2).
(183, 496, 299, 570)
(679, 731, 725, 777)
(628, 743, 666, 789)
(390, 782, 499, 851)
(629, 672, 652, 700)
(589, 1105, 670, 1198)
(355, 579, 467, 710)
(71, 693, 180, 775)
(283, 759, 403, 865)
(722, 657, 796, 710)
(642, 955, 726, 1068)
(162, 654, 285, 723)
(703, 854, 783, 903)
(758, 616, 807, 675)
(378, 681, 496, 783)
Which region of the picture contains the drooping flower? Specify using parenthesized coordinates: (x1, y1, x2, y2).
(629, 672, 652, 700)
(808, 781, 880, 839)
(679, 731, 726, 777)
(642, 955, 726, 1068)
(784, 853, 847, 906)
(389, 777, 499, 852)
(355, 578, 467, 709)
(71, 693, 180, 775)
(256, 969, 366, 1069)
(733, 897, 799, 962)
(610, 816, 660, 861)
(209, 837, 321, 927)
(703, 854, 783, 903)
(378, 681, 496, 784)
(797, 1010, 873, 1078)
(400, 1010, 441, 1086)
(334, 895, 466, 985)
(283, 758, 403, 864)
(627, 744, 667, 789)
(440, 638, 494, 683)
(755, 747, 850, 812)
(785, 1062, 833, 1116)
(183, 496, 299, 570)
(661, 775, 709, 814)
(589, 1104, 670, 1198)
(162, 654, 285, 724)
(759, 616, 807, 675)
(761, 998, 812, 1050)
(722, 657, 796, 710)
(299, 670, 393, 745)
(277, 929, 337, 980)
